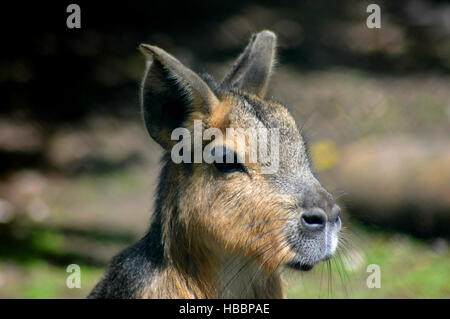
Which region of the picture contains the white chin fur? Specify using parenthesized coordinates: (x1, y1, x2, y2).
(326, 226, 338, 256)
(330, 232, 338, 254)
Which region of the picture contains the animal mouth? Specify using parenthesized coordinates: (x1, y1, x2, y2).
(286, 261, 314, 271)
(285, 246, 336, 272)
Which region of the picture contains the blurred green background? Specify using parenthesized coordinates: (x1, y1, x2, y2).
(0, 0, 449, 298)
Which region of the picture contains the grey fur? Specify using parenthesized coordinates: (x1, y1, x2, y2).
(221, 30, 276, 97)
(89, 31, 340, 299)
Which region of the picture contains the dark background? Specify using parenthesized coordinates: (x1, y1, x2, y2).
(0, 0, 449, 298)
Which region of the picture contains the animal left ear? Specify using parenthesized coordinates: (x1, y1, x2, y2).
(220, 30, 277, 98)
(139, 44, 219, 149)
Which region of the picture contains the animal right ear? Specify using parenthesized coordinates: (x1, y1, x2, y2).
(139, 44, 219, 149)
(220, 30, 277, 98)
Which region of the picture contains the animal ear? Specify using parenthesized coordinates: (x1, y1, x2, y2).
(220, 30, 276, 98)
(139, 44, 219, 149)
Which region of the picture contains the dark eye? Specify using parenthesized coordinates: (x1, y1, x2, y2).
(212, 147, 247, 174)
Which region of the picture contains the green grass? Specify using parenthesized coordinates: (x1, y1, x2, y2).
(0, 260, 103, 298)
(0, 224, 448, 298)
(286, 227, 450, 298)
(0, 112, 448, 298)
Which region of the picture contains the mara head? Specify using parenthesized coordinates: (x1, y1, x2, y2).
(139, 31, 341, 293)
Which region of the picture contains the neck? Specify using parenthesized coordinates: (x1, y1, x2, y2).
(141, 211, 284, 298)
(141, 156, 284, 298)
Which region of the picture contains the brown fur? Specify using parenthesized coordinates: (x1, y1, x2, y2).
(89, 31, 340, 299)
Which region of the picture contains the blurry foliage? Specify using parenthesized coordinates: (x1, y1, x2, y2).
(0, 0, 449, 175)
(310, 141, 340, 172)
(1, 1, 449, 124)
(286, 226, 450, 298)
(0, 0, 449, 298)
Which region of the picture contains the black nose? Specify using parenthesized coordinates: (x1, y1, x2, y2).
(301, 208, 326, 231)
